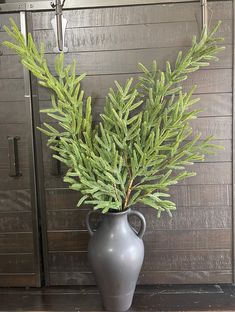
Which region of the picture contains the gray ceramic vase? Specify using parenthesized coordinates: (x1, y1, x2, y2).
(86, 208, 146, 312)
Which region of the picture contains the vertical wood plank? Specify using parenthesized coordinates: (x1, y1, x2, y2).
(232, 0, 235, 283)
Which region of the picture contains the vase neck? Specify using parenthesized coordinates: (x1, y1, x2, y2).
(102, 211, 130, 230)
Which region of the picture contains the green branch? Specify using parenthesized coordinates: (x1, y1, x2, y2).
(2, 18, 224, 216)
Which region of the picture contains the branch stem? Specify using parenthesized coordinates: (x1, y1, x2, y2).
(123, 178, 134, 210)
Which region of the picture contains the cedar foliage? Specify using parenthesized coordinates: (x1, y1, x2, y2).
(3, 19, 224, 216)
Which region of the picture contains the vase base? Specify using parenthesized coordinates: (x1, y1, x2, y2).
(103, 290, 134, 312)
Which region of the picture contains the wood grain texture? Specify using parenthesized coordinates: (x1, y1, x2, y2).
(0, 32, 18, 56)
(46, 206, 232, 231)
(0, 168, 30, 190)
(134, 206, 232, 230)
(47, 228, 231, 252)
(43, 139, 231, 165)
(138, 270, 232, 284)
(0, 253, 35, 273)
(0, 146, 29, 170)
(42, 145, 232, 188)
(0, 71, 231, 103)
(189, 117, 232, 140)
(0, 190, 31, 212)
(38, 69, 232, 101)
(0, 55, 23, 79)
(0, 79, 24, 101)
(43, 162, 232, 189)
(0, 13, 20, 32)
(45, 184, 232, 209)
(142, 250, 232, 271)
(48, 249, 231, 272)
(28, 0, 234, 285)
(0, 212, 33, 232)
(33, 20, 231, 54)
(176, 162, 231, 185)
(4, 68, 232, 104)
(39, 93, 232, 124)
(232, 0, 235, 284)
(2, 284, 235, 310)
(39, 115, 233, 171)
(40, 116, 232, 179)
(0, 123, 29, 147)
(49, 272, 95, 286)
(32, 1, 232, 30)
(49, 270, 232, 285)
(169, 184, 232, 207)
(1, 45, 231, 80)
(0, 233, 34, 253)
(194, 93, 232, 117)
(44, 45, 231, 75)
(144, 229, 232, 251)
(0, 274, 37, 287)
(0, 12, 40, 285)
(3, 285, 235, 310)
(0, 101, 28, 123)
(42, 90, 235, 115)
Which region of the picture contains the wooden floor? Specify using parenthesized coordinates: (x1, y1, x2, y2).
(0, 285, 235, 311)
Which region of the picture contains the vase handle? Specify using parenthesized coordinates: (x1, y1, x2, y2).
(86, 210, 97, 236)
(128, 210, 146, 239)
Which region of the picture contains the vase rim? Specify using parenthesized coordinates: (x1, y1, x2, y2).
(105, 208, 131, 216)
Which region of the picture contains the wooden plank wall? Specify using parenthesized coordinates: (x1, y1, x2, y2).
(0, 0, 232, 286)
(0, 13, 41, 286)
(28, 0, 233, 285)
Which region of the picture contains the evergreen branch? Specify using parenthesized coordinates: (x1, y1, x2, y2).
(2, 19, 225, 216)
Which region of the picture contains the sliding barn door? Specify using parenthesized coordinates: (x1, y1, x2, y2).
(0, 13, 41, 287)
(31, 0, 232, 285)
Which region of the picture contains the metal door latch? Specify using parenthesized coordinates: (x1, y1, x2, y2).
(50, 0, 68, 53)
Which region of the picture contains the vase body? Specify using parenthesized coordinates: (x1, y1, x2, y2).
(86, 209, 146, 312)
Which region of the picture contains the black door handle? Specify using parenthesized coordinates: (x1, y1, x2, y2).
(7, 136, 21, 177)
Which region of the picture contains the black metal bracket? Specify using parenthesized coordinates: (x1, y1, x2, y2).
(7, 136, 21, 177)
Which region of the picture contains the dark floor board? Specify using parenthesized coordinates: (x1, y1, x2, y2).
(0, 285, 234, 311)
